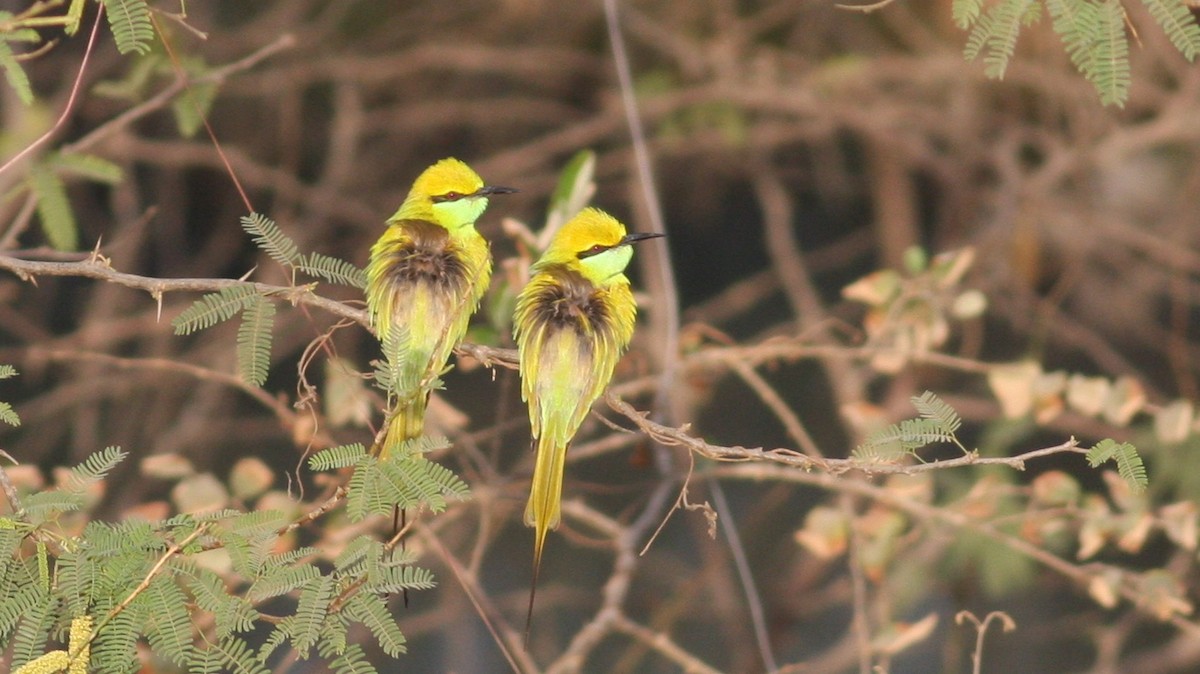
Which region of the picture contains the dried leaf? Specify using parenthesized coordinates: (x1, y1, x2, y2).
(1087, 570, 1121, 609)
(843, 269, 901, 307)
(930, 247, 976, 287)
(988, 361, 1041, 418)
(795, 506, 848, 559)
(951, 289, 988, 319)
(230, 457, 274, 501)
(1139, 570, 1193, 620)
(1159, 501, 1198, 551)
(1031, 470, 1081, 507)
(171, 472, 229, 515)
(1066, 374, 1110, 418)
(324, 357, 372, 428)
(1116, 513, 1154, 553)
(1103, 376, 1146, 426)
(1154, 400, 1193, 445)
(141, 453, 195, 479)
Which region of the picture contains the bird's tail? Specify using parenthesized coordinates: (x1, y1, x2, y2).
(374, 394, 428, 460)
(524, 434, 567, 646)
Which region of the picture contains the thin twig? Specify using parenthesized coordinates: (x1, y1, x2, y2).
(150, 12, 255, 213)
(841, 493, 873, 674)
(605, 391, 1086, 475)
(417, 525, 533, 674)
(60, 34, 297, 157)
(710, 480, 779, 672)
(602, 0, 683, 464)
(0, 7, 104, 177)
(0, 254, 362, 325)
(610, 613, 724, 674)
(0, 449, 24, 518)
(723, 355, 823, 459)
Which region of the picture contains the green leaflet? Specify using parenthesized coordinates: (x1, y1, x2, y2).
(236, 296, 276, 386)
(101, 0, 154, 55)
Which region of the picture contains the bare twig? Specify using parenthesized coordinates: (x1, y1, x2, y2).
(417, 525, 533, 674)
(956, 610, 1016, 674)
(0, 254, 362, 325)
(0, 449, 24, 518)
(605, 392, 1086, 475)
(0, 8, 104, 177)
(710, 481, 778, 672)
(610, 613, 724, 674)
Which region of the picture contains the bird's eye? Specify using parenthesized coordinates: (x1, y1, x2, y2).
(577, 244, 609, 259)
(434, 191, 462, 203)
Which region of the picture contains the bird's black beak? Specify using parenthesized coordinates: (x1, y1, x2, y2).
(478, 185, 519, 196)
(620, 231, 666, 246)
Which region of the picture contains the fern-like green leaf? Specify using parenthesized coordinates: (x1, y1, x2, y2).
(954, 0, 986, 29)
(0, 364, 17, 379)
(91, 607, 140, 674)
(1139, 0, 1200, 60)
(1047, 0, 1100, 86)
(65, 446, 127, 492)
(0, 578, 46, 640)
(9, 591, 54, 668)
(345, 592, 407, 657)
(29, 162, 78, 251)
(246, 564, 320, 602)
(346, 457, 387, 522)
(1021, 0, 1043, 26)
(983, 0, 1035, 78)
(21, 490, 85, 520)
(308, 443, 369, 472)
(0, 401, 18, 427)
(241, 213, 301, 267)
(236, 296, 276, 386)
(911, 391, 962, 434)
(0, 34, 33, 105)
(65, 0, 87, 36)
(173, 81, 219, 138)
(51, 153, 124, 185)
(1087, 439, 1148, 493)
(185, 571, 259, 638)
(290, 574, 334, 658)
(143, 578, 194, 667)
(299, 253, 367, 289)
(172, 286, 260, 335)
(1093, 0, 1131, 107)
(854, 417, 955, 461)
(364, 560, 435, 596)
(964, 6, 997, 61)
(101, 0, 155, 55)
(191, 638, 271, 674)
(325, 644, 378, 674)
(374, 324, 416, 397)
(345, 449, 466, 522)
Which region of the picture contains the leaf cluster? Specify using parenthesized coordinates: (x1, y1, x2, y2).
(171, 213, 365, 386)
(957, 0, 1200, 106)
(308, 441, 470, 521)
(1, 446, 440, 674)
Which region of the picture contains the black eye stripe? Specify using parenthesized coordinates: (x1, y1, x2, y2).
(431, 191, 464, 204)
(576, 244, 610, 259)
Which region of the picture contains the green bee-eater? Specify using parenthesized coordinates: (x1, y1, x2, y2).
(514, 206, 663, 641)
(366, 158, 515, 456)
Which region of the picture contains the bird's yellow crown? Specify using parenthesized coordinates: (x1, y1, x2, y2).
(391, 158, 488, 229)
